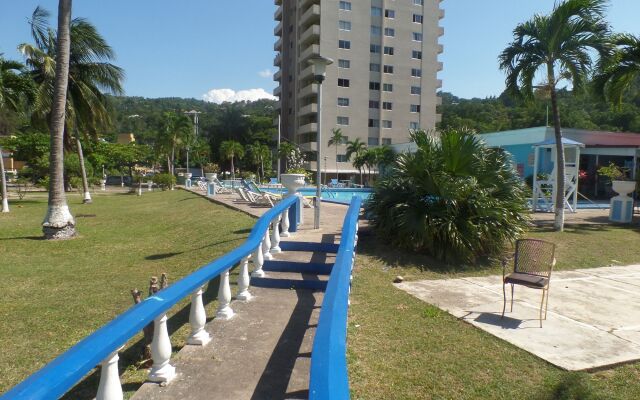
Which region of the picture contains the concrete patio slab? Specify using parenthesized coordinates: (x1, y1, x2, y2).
(396, 265, 640, 371)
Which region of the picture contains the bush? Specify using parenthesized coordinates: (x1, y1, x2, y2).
(153, 173, 175, 190)
(366, 128, 529, 263)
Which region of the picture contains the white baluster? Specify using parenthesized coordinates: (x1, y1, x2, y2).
(96, 348, 123, 400)
(251, 242, 265, 277)
(236, 256, 253, 301)
(216, 269, 235, 320)
(281, 208, 290, 237)
(148, 314, 176, 383)
(187, 286, 211, 346)
(263, 230, 273, 260)
(271, 215, 282, 253)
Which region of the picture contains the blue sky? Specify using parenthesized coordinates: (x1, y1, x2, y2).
(1, 1, 638, 101)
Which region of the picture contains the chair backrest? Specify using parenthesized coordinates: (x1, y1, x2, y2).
(513, 239, 555, 278)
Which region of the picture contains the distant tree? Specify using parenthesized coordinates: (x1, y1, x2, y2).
(594, 34, 640, 106)
(157, 112, 192, 177)
(499, 0, 610, 232)
(346, 138, 367, 185)
(277, 141, 297, 172)
(328, 128, 346, 181)
(219, 140, 244, 182)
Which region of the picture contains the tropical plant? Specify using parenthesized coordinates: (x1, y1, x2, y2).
(246, 141, 271, 182)
(352, 153, 367, 186)
(367, 129, 529, 263)
(219, 140, 244, 182)
(346, 138, 367, 184)
(277, 141, 297, 172)
(157, 112, 192, 177)
(597, 162, 630, 181)
(328, 128, 346, 181)
(498, 0, 611, 232)
(153, 173, 176, 191)
(594, 34, 640, 106)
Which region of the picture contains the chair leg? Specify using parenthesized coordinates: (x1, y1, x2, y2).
(501, 282, 507, 318)
(510, 284, 514, 312)
(543, 287, 550, 319)
(539, 289, 545, 328)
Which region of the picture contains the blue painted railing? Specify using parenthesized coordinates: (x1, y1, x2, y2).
(309, 196, 362, 400)
(1, 195, 298, 400)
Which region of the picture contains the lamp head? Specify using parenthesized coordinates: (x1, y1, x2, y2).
(308, 55, 333, 83)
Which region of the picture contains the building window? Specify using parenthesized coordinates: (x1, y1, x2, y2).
(371, 25, 382, 35)
(382, 138, 392, 145)
(339, 20, 352, 31)
(384, 27, 395, 37)
(410, 104, 421, 113)
(339, 1, 352, 11)
(369, 81, 381, 90)
(383, 46, 394, 55)
(368, 120, 380, 128)
(338, 78, 350, 87)
(414, 0, 424, 5)
(338, 40, 351, 49)
(338, 59, 351, 68)
(383, 65, 394, 74)
(413, 32, 423, 41)
(383, 102, 393, 110)
(382, 120, 393, 129)
(413, 14, 423, 23)
(371, 7, 382, 16)
(411, 68, 422, 77)
(411, 86, 421, 95)
(370, 44, 381, 54)
(384, 9, 395, 18)
(410, 122, 419, 130)
(382, 83, 393, 92)
(369, 100, 380, 109)
(370, 63, 381, 72)
(412, 50, 423, 59)
(337, 154, 348, 162)
(368, 136, 380, 145)
(337, 116, 350, 125)
(305, 151, 318, 161)
(338, 97, 350, 107)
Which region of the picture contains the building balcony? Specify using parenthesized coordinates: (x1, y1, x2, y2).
(273, 86, 281, 97)
(274, 21, 282, 36)
(438, 44, 444, 54)
(299, 103, 318, 117)
(274, 6, 282, 21)
(274, 37, 282, 51)
(298, 83, 318, 99)
(274, 53, 281, 67)
(437, 61, 444, 72)
(300, 4, 320, 29)
(299, 122, 318, 135)
(300, 0, 319, 9)
(438, 8, 445, 20)
(300, 64, 314, 80)
(436, 96, 443, 105)
(438, 26, 445, 37)
(436, 79, 443, 89)
(300, 24, 320, 46)
(436, 114, 443, 123)
(274, 0, 281, 5)
(299, 141, 318, 152)
(299, 44, 320, 63)
(273, 70, 281, 81)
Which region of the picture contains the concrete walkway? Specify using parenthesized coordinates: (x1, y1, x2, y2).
(397, 265, 640, 371)
(132, 189, 349, 400)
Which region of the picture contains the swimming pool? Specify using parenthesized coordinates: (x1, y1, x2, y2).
(263, 187, 373, 204)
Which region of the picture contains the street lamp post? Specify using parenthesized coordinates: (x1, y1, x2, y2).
(308, 55, 334, 230)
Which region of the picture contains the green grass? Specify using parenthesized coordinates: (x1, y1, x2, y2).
(347, 225, 640, 399)
(0, 190, 255, 397)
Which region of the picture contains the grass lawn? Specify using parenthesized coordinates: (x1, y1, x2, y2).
(0, 190, 255, 397)
(348, 223, 640, 400)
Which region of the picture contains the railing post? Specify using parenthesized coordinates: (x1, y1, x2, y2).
(271, 215, 282, 253)
(263, 230, 273, 260)
(251, 241, 265, 277)
(96, 348, 123, 400)
(216, 268, 235, 320)
(148, 314, 176, 383)
(281, 207, 290, 237)
(187, 286, 211, 346)
(236, 256, 253, 301)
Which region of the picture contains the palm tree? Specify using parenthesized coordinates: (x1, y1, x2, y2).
(352, 153, 367, 186)
(42, 0, 74, 239)
(346, 138, 367, 184)
(328, 128, 346, 182)
(219, 140, 244, 182)
(498, 0, 610, 232)
(277, 141, 296, 172)
(158, 112, 192, 181)
(594, 34, 640, 106)
(363, 148, 378, 185)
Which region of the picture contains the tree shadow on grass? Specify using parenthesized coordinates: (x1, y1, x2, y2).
(144, 237, 246, 261)
(532, 372, 601, 400)
(0, 235, 44, 241)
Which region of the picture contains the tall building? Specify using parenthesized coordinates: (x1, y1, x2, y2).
(273, 0, 444, 180)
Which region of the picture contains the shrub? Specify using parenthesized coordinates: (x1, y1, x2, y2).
(153, 173, 176, 190)
(366, 128, 529, 263)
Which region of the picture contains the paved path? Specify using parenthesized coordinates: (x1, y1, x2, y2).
(132, 188, 349, 400)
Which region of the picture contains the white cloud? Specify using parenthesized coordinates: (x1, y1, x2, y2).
(202, 88, 276, 104)
(258, 69, 273, 78)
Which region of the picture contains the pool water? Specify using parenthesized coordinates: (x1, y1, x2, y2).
(264, 187, 373, 203)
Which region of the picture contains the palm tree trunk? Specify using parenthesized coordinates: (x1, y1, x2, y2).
(76, 137, 92, 204)
(548, 66, 565, 232)
(0, 145, 9, 213)
(336, 146, 339, 182)
(43, 0, 75, 239)
(230, 156, 235, 182)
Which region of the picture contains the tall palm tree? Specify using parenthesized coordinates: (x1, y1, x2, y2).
(219, 140, 244, 182)
(498, 0, 610, 232)
(277, 141, 296, 172)
(346, 138, 367, 184)
(42, 0, 74, 239)
(594, 34, 640, 106)
(352, 154, 367, 186)
(158, 112, 192, 179)
(328, 128, 346, 182)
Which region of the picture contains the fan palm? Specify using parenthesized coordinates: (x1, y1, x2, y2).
(219, 140, 245, 182)
(328, 128, 346, 181)
(498, 0, 610, 232)
(594, 34, 640, 106)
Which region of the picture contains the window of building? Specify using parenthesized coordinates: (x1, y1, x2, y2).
(339, 1, 352, 11)
(411, 68, 422, 77)
(384, 27, 395, 37)
(383, 102, 393, 110)
(369, 100, 380, 109)
(368, 136, 380, 145)
(382, 120, 393, 128)
(338, 59, 351, 68)
(338, 97, 350, 107)
(370, 44, 381, 53)
(369, 81, 381, 90)
(305, 151, 318, 161)
(337, 154, 348, 162)
(369, 63, 381, 72)
(337, 116, 350, 125)
(413, 32, 423, 41)
(410, 122, 419, 130)
(412, 50, 423, 59)
(371, 7, 382, 16)
(339, 20, 352, 31)
(383, 65, 394, 74)
(383, 46, 394, 55)
(384, 9, 395, 18)
(414, 0, 424, 5)
(382, 83, 393, 92)
(413, 14, 423, 23)
(368, 120, 380, 128)
(338, 40, 351, 49)
(338, 78, 350, 87)
(371, 25, 382, 35)
(411, 86, 421, 95)
(410, 104, 421, 113)
(382, 138, 392, 145)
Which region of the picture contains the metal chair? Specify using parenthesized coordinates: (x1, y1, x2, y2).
(501, 239, 556, 327)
